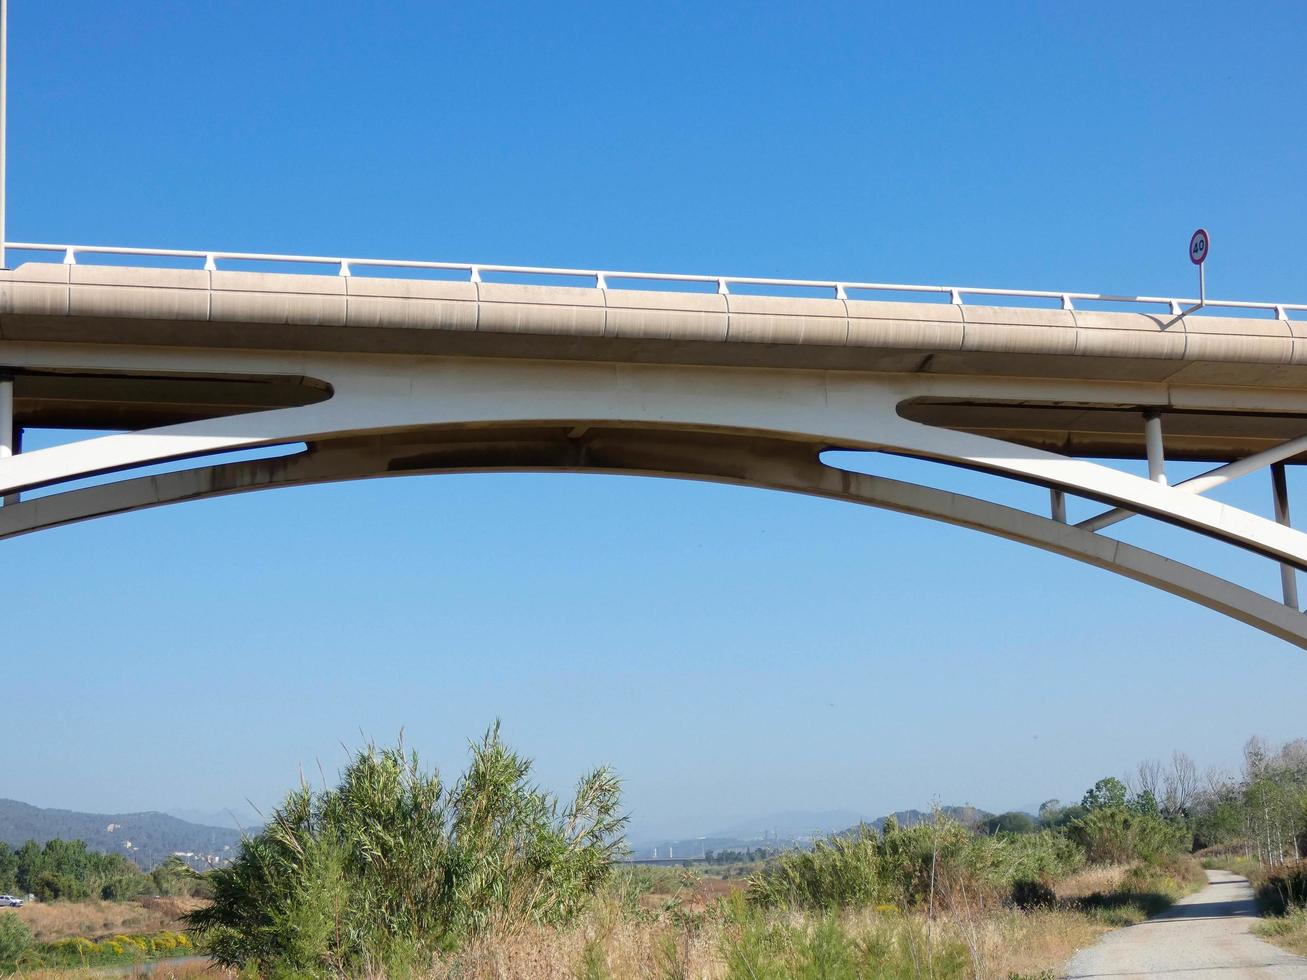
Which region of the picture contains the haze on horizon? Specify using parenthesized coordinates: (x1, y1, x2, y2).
(2, 1, 1306, 843)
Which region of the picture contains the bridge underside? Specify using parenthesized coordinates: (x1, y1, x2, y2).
(4, 422, 1306, 648)
(3, 261, 1307, 648)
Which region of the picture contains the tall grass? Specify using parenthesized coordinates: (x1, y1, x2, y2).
(747, 819, 1082, 913)
(186, 724, 626, 977)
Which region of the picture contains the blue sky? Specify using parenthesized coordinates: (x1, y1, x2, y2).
(3, 1, 1307, 840)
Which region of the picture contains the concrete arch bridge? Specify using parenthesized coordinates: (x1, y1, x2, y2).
(3, 245, 1307, 647)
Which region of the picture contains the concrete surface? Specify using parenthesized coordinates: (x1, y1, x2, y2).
(6, 263, 1307, 648)
(1064, 870, 1307, 979)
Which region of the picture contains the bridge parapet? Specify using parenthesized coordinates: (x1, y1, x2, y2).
(1, 261, 1305, 387)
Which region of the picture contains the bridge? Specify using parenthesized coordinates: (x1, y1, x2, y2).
(3, 243, 1307, 647)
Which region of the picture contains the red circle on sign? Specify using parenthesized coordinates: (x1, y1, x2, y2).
(1189, 228, 1210, 266)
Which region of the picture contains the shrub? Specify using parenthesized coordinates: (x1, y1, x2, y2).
(1253, 860, 1307, 913)
(0, 913, 32, 969)
(1010, 879, 1056, 909)
(722, 901, 968, 979)
(748, 820, 1081, 913)
(747, 834, 885, 910)
(187, 725, 627, 977)
(1067, 807, 1187, 864)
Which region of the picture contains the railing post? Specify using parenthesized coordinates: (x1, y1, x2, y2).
(716, 278, 729, 295)
(1144, 412, 1167, 485)
(1272, 462, 1299, 610)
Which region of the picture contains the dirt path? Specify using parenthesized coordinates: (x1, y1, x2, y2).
(1064, 869, 1307, 978)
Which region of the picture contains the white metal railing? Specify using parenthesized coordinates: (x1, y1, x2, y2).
(6, 241, 1305, 320)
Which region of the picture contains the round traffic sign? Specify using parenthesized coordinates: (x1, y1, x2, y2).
(1189, 228, 1210, 265)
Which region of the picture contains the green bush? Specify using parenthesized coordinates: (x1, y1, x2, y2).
(187, 725, 626, 977)
(747, 820, 1082, 912)
(36, 930, 190, 967)
(0, 913, 32, 970)
(1067, 807, 1188, 864)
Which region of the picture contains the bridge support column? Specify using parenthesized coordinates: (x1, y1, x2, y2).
(1144, 412, 1167, 485)
(0, 371, 14, 505)
(1049, 488, 1066, 523)
(1272, 462, 1299, 609)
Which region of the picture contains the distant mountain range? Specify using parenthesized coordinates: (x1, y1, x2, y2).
(707, 809, 869, 840)
(628, 805, 996, 860)
(853, 805, 992, 833)
(0, 798, 246, 870)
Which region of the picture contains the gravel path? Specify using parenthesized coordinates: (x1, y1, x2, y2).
(1063, 869, 1307, 978)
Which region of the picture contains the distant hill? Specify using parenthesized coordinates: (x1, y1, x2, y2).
(841, 805, 993, 835)
(707, 809, 867, 840)
(165, 807, 263, 832)
(628, 806, 996, 861)
(0, 798, 244, 870)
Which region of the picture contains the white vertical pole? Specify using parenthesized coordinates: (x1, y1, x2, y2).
(0, 372, 13, 509)
(0, 373, 11, 462)
(1144, 412, 1167, 485)
(1049, 488, 1066, 523)
(1, 0, 7, 270)
(1272, 462, 1298, 609)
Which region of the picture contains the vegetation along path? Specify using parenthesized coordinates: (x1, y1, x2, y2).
(1064, 870, 1307, 978)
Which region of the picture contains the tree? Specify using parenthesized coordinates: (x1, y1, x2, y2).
(188, 726, 627, 976)
(0, 844, 16, 893)
(1163, 752, 1199, 816)
(1081, 777, 1129, 811)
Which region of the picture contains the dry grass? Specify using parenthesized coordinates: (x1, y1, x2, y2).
(1054, 864, 1127, 901)
(1254, 905, 1307, 957)
(419, 895, 1122, 979)
(11, 898, 207, 943)
(431, 904, 721, 979)
(950, 906, 1111, 978)
(420, 861, 1206, 980)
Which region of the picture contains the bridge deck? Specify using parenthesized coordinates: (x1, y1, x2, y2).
(2, 262, 1306, 460)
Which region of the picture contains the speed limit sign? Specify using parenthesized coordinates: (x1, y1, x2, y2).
(1189, 228, 1210, 266)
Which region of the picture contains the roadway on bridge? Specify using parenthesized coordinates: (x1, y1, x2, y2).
(1063, 870, 1307, 978)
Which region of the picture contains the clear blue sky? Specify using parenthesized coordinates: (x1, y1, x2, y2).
(3, 1, 1306, 841)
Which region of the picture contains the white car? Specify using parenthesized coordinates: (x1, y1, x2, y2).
(0, 895, 22, 907)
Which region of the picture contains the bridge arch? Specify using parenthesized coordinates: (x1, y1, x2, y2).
(4, 418, 1306, 650)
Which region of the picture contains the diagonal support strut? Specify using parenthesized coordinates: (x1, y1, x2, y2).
(1078, 432, 1307, 534)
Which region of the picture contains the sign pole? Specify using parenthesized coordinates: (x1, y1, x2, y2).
(1, 0, 7, 271)
(1181, 228, 1209, 318)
